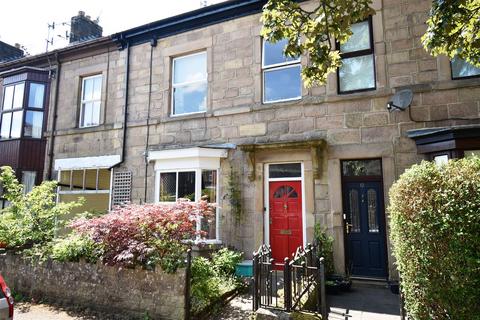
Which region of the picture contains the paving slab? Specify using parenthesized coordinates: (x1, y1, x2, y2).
(328, 283, 401, 320)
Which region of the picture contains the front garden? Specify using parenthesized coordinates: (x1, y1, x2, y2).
(0, 165, 244, 319)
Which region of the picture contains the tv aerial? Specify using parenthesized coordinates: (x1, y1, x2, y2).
(387, 89, 413, 112)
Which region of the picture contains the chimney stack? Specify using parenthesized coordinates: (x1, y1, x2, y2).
(70, 11, 102, 43)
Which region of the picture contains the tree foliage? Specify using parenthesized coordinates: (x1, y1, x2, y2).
(261, 0, 374, 87)
(0, 166, 82, 249)
(422, 0, 480, 67)
(389, 158, 480, 319)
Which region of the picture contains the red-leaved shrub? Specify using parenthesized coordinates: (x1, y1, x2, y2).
(70, 199, 215, 272)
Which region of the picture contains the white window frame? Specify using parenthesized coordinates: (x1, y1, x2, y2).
(79, 74, 102, 128)
(171, 51, 208, 117)
(156, 168, 220, 244)
(262, 39, 302, 104)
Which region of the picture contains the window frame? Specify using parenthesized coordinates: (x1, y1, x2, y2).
(157, 168, 220, 243)
(57, 168, 112, 194)
(1, 81, 46, 141)
(1, 82, 26, 140)
(171, 51, 208, 117)
(450, 57, 480, 80)
(79, 74, 103, 128)
(23, 82, 46, 139)
(336, 17, 376, 94)
(262, 38, 302, 104)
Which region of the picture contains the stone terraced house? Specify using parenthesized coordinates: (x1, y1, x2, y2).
(1, 0, 480, 281)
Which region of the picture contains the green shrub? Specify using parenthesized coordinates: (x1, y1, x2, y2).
(51, 234, 103, 263)
(313, 224, 334, 275)
(190, 248, 243, 315)
(211, 247, 243, 276)
(0, 166, 82, 249)
(389, 157, 480, 319)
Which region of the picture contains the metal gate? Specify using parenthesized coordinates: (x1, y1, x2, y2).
(252, 243, 328, 318)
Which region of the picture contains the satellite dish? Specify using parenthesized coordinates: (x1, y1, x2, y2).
(387, 89, 413, 112)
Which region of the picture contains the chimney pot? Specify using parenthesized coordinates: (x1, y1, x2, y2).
(14, 43, 21, 49)
(70, 11, 103, 43)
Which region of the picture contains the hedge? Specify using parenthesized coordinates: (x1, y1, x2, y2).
(389, 157, 480, 319)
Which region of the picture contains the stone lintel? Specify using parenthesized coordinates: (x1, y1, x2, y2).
(239, 140, 326, 181)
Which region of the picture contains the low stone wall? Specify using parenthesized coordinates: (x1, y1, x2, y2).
(0, 252, 186, 319)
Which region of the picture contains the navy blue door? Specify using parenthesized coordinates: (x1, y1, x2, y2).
(344, 181, 387, 278)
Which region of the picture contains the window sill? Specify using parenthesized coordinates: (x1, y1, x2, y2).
(161, 112, 212, 123)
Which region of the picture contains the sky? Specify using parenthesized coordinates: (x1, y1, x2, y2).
(0, 0, 227, 56)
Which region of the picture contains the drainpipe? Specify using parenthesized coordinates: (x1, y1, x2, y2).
(143, 38, 156, 203)
(117, 41, 130, 167)
(47, 53, 61, 180)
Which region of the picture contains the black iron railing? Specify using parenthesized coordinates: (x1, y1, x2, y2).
(253, 243, 328, 318)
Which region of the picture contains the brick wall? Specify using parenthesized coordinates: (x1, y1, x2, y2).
(0, 253, 185, 319)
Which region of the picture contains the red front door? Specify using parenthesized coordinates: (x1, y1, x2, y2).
(269, 181, 303, 265)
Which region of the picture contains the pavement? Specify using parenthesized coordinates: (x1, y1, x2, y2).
(13, 283, 401, 320)
(328, 283, 401, 320)
(14, 302, 130, 320)
(215, 281, 401, 320)
(14, 303, 82, 320)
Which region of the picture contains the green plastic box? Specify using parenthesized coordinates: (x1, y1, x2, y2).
(235, 260, 253, 277)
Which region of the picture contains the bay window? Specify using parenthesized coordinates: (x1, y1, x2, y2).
(151, 147, 228, 243)
(0, 81, 45, 140)
(158, 169, 218, 240)
(172, 52, 207, 116)
(338, 19, 375, 93)
(262, 38, 302, 103)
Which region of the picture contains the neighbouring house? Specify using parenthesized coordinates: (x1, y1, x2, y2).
(0, 12, 106, 210)
(0, 41, 23, 63)
(1, 0, 480, 281)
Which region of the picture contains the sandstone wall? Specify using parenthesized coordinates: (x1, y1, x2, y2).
(43, 0, 480, 278)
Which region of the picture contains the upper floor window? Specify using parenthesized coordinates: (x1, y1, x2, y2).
(1, 81, 46, 140)
(451, 57, 480, 79)
(172, 52, 207, 116)
(262, 39, 302, 103)
(338, 19, 375, 93)
(80, 75, 102, 128)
